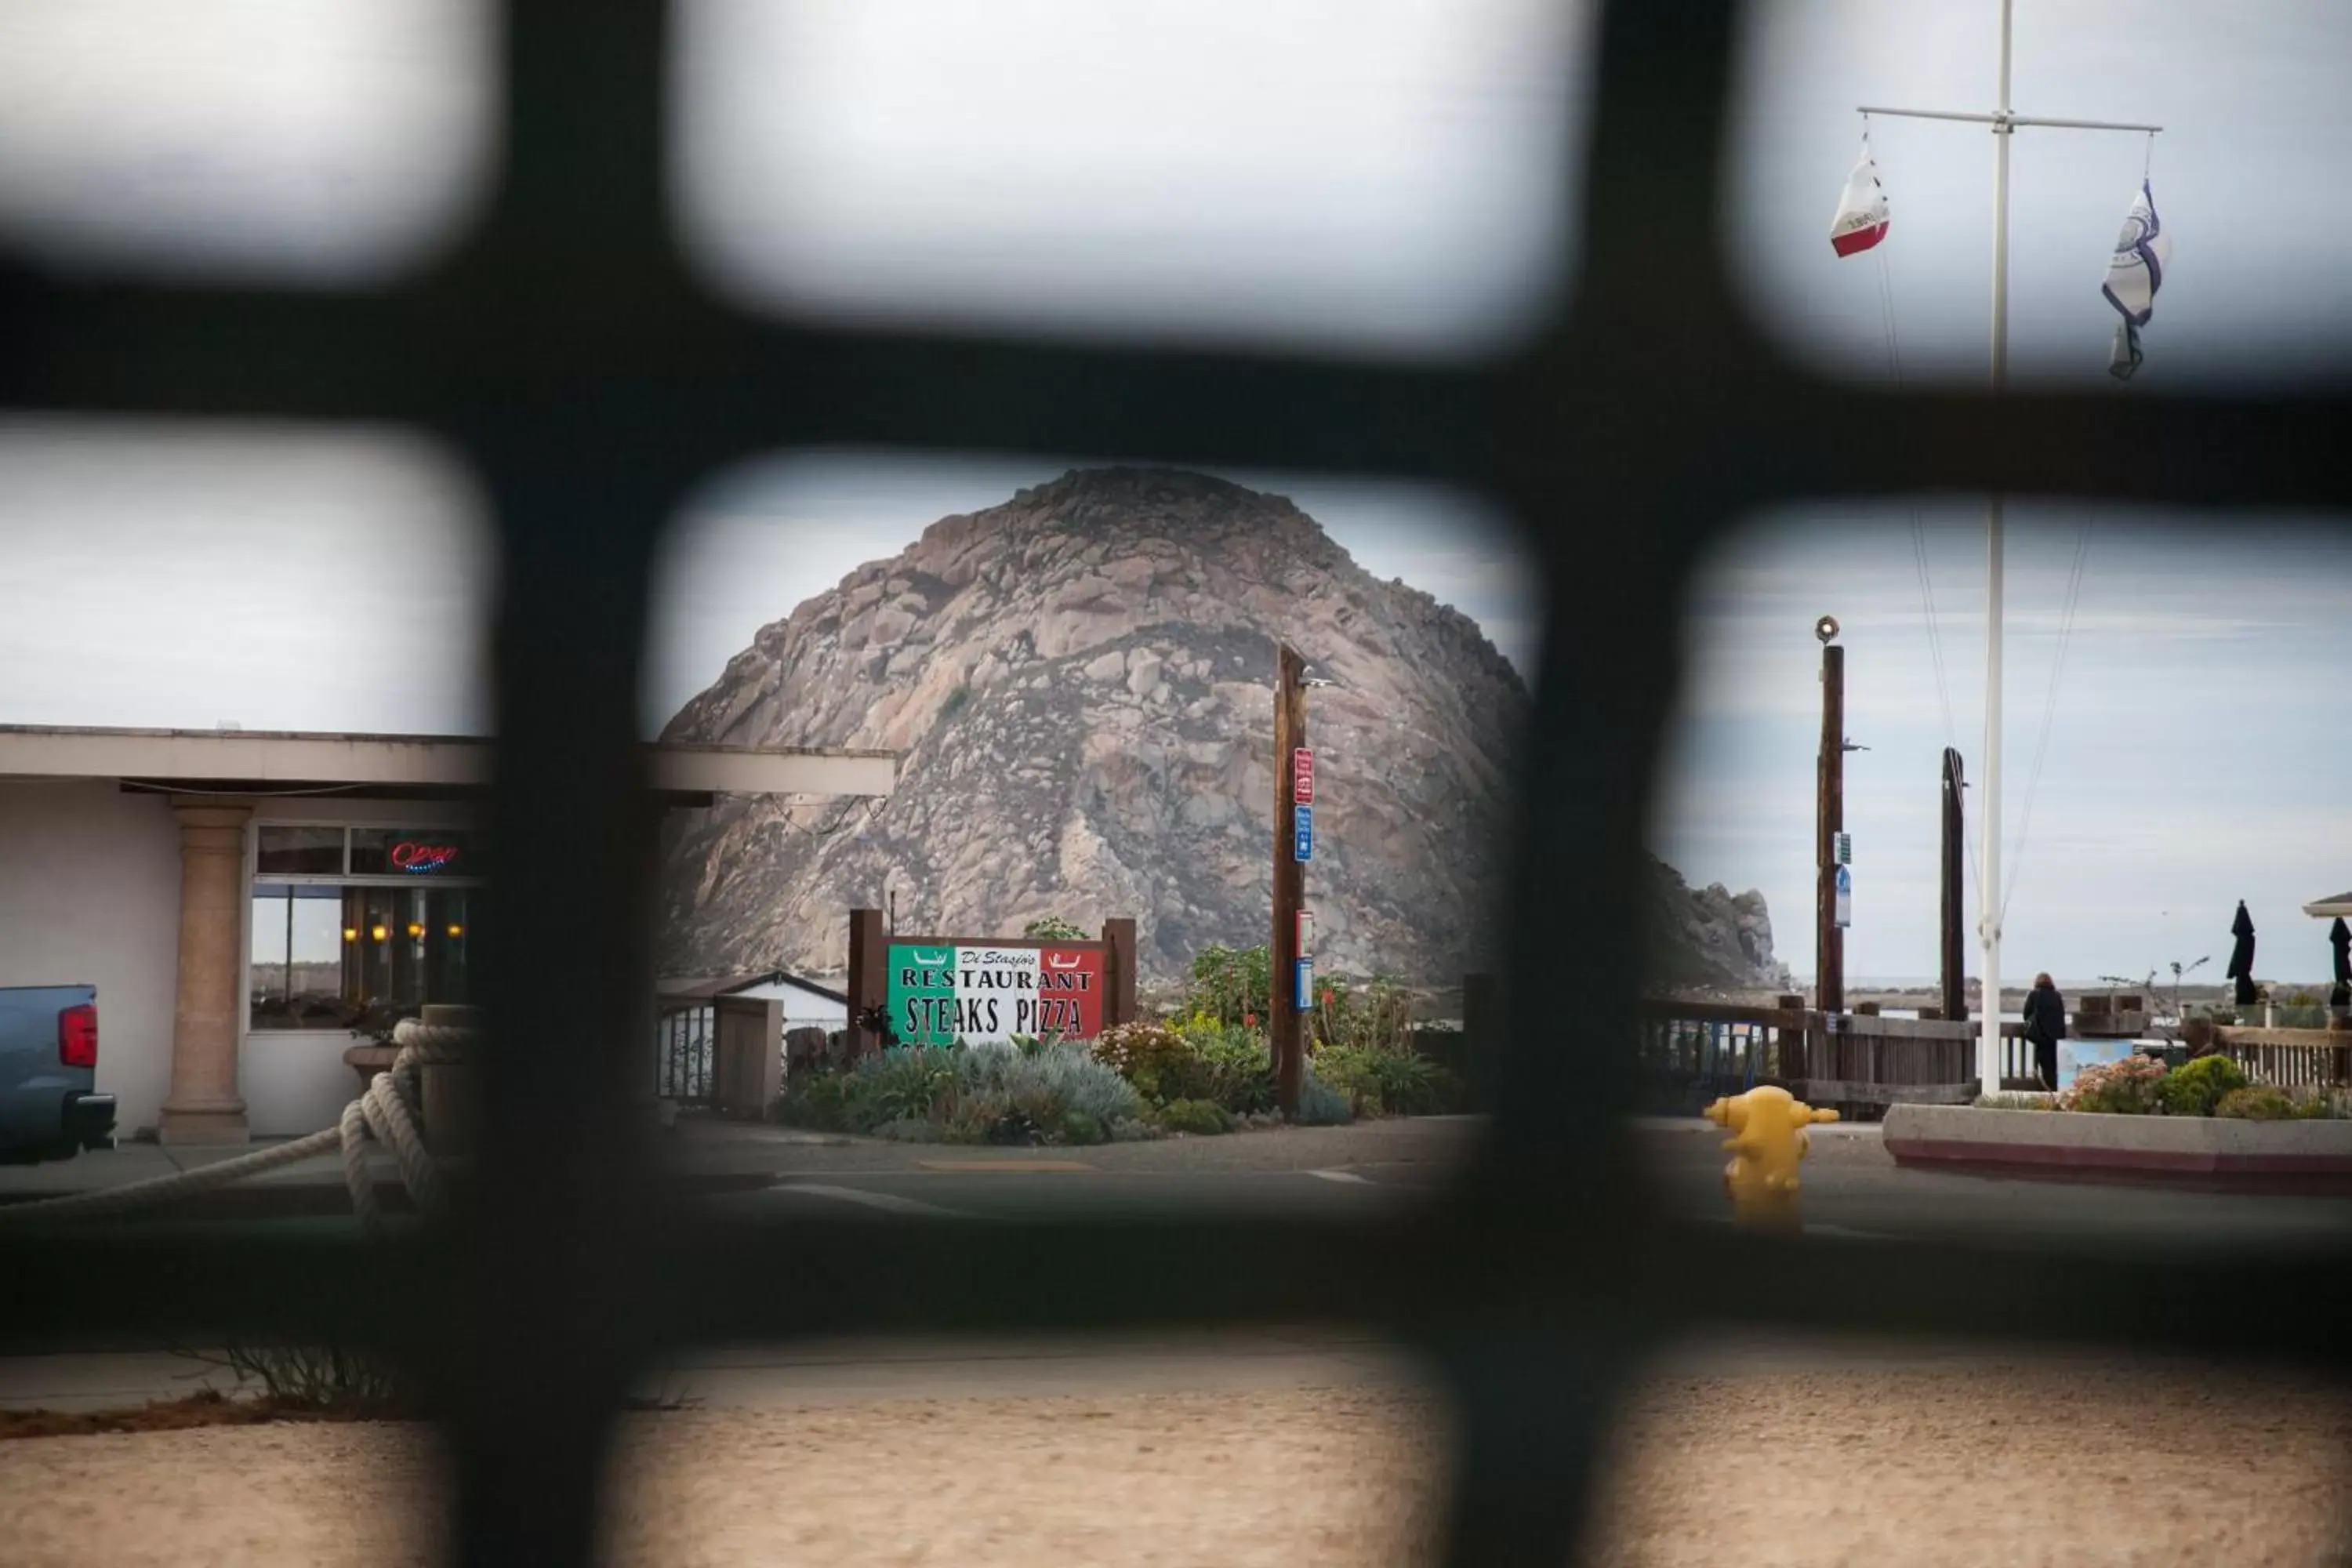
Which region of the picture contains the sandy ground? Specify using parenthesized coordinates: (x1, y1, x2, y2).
(2, 1366, 2347, 1566)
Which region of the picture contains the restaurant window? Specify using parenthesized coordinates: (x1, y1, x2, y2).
(249, 825, 481, 1032)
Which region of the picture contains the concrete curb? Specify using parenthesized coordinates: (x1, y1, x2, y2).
(1884, 1105, 2352, 1192)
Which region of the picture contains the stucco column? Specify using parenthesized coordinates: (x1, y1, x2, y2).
(158, 804, 252, 1145)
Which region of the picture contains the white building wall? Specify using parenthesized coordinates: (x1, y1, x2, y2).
(0, 781, 180, 1134)
(728, 977, 849, 1032)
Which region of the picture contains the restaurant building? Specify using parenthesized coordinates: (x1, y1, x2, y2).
(0, 725, 894, 1142)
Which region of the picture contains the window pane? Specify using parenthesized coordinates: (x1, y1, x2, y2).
(350, 827, 477, 879)
(255, 825, 344, 876)
(426, 887, 473, 1006)
(249, 883, 348, 1029)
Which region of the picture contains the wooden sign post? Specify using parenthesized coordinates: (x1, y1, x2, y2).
(1270, 644, 1308, 1120)
(1816, 637, 1846, 1014)
(1940, 748, 1967, 1022)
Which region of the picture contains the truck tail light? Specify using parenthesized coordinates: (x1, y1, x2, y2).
(60, 1003, 97, 1069)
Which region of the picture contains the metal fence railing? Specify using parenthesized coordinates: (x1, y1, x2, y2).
(5, 4, 2350, 1564)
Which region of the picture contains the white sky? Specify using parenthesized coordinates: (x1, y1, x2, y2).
(0, 2, 2347, 985)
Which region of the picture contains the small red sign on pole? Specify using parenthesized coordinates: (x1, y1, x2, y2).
(1292, 747, 1314, 805)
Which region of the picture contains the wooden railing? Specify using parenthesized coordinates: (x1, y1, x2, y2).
(1639, 1000, 2025, 1116)
(1641, 1000, 2352, 1115)
(2212, 1028, 2352, 1089)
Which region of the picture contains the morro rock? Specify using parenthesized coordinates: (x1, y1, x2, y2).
(655, 466, 1780, 989)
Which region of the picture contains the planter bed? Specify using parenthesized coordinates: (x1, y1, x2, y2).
(1883, 1104, 2352, 1194)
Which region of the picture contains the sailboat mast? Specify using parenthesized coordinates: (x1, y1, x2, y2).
(1980, 0, 2013, 1098)
(1856, 2, 2159, 1097)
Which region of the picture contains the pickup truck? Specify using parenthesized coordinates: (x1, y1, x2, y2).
(0, 985, 116, 1163)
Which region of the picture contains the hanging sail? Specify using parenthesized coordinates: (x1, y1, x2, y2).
(2102, 180, 2170, 380)
(1830, 140, 1890, 257)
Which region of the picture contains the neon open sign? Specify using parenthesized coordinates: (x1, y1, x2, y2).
(390, 841, 460, 874)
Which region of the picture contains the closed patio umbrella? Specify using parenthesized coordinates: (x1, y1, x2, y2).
(2226, 901, 2258, 1007)
(2332, 916, 2350, 1009)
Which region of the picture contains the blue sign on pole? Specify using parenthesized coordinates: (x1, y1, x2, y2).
(1294, 956, 1314, 1011)
(1294, 804, 1313, 862)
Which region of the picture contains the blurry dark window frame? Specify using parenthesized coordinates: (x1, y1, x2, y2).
(5, 6, 2347, 1568)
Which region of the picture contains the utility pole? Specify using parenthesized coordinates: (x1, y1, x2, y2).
(1815, 622, 1846, 1014)
(1940, 748, 1967, 1022)
(1269, 644, 1308, 1119)
(1860, 0, 2161, 1098)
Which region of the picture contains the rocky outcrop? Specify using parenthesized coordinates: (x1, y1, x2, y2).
(1648, 864, 1790, 993)
(655, 466, 1780, 990)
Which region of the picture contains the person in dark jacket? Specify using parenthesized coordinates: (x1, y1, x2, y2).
(2025, 973, 2067, 1091)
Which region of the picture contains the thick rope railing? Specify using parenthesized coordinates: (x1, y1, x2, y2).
(0, 1017, 470, 1232)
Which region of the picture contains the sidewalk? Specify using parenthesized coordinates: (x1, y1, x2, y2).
(0, 1138, 365, 1195)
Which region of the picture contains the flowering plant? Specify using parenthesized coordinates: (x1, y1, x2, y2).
(2057, 1055, 2167, 1114)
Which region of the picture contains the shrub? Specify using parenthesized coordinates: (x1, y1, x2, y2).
(1311, 975, 1415, 1055)
(2215, 1085, 2296, 1121)
(942, 684, 972, 717)
(2156, 1054, 2247, 1117)
(1009, 1029, 1069, 1058)
(2057, 1055, 2168, 1114)
(1316, 1044, 1381, 1116)
(1316, 1044, 1455, 1118)
(1188, 944, 1271, 1026)
(1091, 1022, 1206, 1104)
(1193, 1028, 1277, 1116)
(959, 1040, 1141, 1140)
(2216, 1085, 2333, 1121)
(774, 1070, 849, 1131)
(185, 1342, 420, 1417)
(1020, 914, 1085, 942)
(1295, 1071, 1353, 1127)
(1157, 1098, 1234, 1135)
(846, 1047, 960, 1129)
(1059, 1110, 1105, 1145)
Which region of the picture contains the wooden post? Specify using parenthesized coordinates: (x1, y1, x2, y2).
(1100, 917, 1138, 1028)
(1816, 641, 1846, 1015)
(1462, 973, 1499, 1114)
(1940, 747, 1967, 1022)
(848, 906, 886, 1055)
(1271, 644, 1307, 1120)
(1774, 992, 1806, 1083)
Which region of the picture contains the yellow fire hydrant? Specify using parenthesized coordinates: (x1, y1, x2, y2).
(1703, 1086, 1838, 1232)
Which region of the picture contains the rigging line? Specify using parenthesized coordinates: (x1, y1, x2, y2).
(2002, 516, 2094, 924)
(1875, 248, 1958, 748)
(1873, 243, 1981, 904)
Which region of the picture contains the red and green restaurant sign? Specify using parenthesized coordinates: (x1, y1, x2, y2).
(886, 942, 1106, 1046)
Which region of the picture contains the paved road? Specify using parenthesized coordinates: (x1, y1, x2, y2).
(679, 1117, 2352, 1254)
(11, 1115, 2351, 1253)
